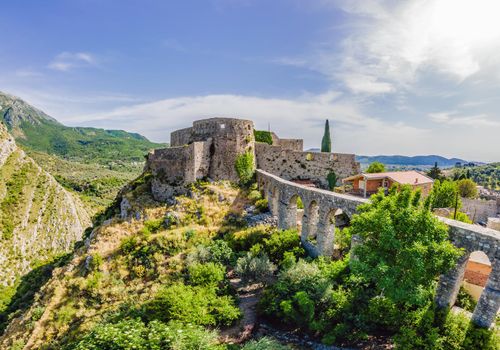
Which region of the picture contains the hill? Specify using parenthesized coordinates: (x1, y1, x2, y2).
(0, 91, 165, 165)
(356, 154, 471, 168)
(0, 122, 91, 297)
(451, 162, 500, 190)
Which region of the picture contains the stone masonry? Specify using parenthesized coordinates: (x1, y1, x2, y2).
(146, 117, 360, 201)
(257, 169, 500, 328)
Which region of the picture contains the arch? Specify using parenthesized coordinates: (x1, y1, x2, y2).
(278, 192, 304, 230)
(302, 200, 319, 243)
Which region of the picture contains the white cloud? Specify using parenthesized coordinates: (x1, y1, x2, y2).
(69, 92, 429, 155)
(48, 52, 97, 72)
(429, 111, 500, 127)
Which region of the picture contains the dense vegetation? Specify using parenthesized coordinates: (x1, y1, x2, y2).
(365, 161, 386, 174)
(452, 163, 500, 190)
(253, 130, 273, 145)
(1, 176, 497, 349)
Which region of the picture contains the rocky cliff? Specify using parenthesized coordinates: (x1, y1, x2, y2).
(0, 123, 91, 285)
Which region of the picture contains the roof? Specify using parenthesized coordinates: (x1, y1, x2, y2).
(343, 170, 434, 185)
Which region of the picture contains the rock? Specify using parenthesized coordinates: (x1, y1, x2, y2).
(245, 212, 278, 227)
(218, 194, 226, 202)
(120, 197, 132, 219)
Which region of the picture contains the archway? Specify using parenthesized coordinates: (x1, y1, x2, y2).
(302, 200, 319, 244)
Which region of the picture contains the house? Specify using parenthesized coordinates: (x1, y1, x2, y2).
(342, 170, 434, 198)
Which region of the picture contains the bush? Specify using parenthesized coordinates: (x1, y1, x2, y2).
(327, 171, 337, 190)
(255, 199, 269, 213)
(457, 179, 478, 199)
(226, 226, 272, 252)
(141, 218, 165, 235)
(235, 252, 277, 283)
(262, 229, 305, 264)
(188, 262, 226, 287)
(235, 151, 255, 185)
(253, 130, 273, 145)
(241, 337, 291, 350)
(143, 283, 240, 327)
(247, 190, 262, 202)
(70, 319, 224, 350)
(455, 287, 477, 312)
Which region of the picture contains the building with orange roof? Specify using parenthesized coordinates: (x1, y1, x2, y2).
(342, 170, 434, 198)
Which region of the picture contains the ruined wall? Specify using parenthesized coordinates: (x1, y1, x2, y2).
(147, 141, 211, 201)
(255, 143, 360, 188)
(170, 127, 193, 147)
(269, 132, 303, 151)
(461, 197, 500, 223)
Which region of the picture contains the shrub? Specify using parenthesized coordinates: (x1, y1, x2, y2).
(141, 218, 165, 235)
(255, 199, 269, 213)
(455, 286, 477, 312)
(253, 130, 273, 145)
(327, 171, 338, 190)
(70, 319, 224, 350)
(143, 283, 240, 326)
(262, 229, 305, 264)
(188, 262, 226, 287)
(226, 226, 272, 252)
(235, 151, 255, 185)
(235, 252, 277, 283)
(457, 178, 478, 199)
(248, 190, 262, 202)
(241, 337, 291, 350)
(449, 210, 473, 224)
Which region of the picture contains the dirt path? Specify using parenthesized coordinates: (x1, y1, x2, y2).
(219, 272, 263, 344)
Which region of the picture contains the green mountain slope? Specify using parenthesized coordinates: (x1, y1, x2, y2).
(0, 123, 91, 288)
(0, 91, 165, 164)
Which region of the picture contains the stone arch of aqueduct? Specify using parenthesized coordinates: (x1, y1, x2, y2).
(257, 169, 500, 329)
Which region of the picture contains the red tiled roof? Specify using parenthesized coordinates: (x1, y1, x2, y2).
(343, 170, 434, 185)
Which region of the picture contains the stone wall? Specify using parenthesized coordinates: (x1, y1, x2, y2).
(257, 169, 500, 328)
(256, 143, 360, 188)
(170, 127, 193, 147)
(461, 197, 500, 223)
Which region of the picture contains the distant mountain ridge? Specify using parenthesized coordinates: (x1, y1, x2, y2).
(355, 155, 474, 167)
(0, 91, 165, 164)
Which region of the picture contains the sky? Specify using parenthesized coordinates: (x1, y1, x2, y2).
(1, 0, 500, 162)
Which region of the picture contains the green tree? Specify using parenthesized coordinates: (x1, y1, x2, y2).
(427, 162, 444, 180)
(321, 119, 331, 153)
(348, 186, 462, 306)
(431, 180, 461, 209)
(366, 161, 386, 174)
(235, 151, 255, 185)
(457, 179, 478, 199)
(327, 171, 337, 190)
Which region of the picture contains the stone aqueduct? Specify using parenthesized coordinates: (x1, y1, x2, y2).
(256, 169, 500, 329)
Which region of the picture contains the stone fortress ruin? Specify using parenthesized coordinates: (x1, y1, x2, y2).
(146, 117, 360, 200)
(145, 117, 499, 329)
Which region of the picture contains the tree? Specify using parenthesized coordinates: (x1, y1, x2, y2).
(321, 119, 331, 153)
(366, 161, 386, 174)
(348, 186, 462, 306)
(430, 180, 461, 209)
(427, 162, 444, 180)
(457, 179, 478, 199)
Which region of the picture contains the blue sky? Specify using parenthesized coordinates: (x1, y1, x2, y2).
(1, 0, 500, 162)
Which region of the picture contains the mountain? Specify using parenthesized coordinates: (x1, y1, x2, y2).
(0, 122, 91, 288)
(0, 91, 165, 165)
(356, 154, 472, 167)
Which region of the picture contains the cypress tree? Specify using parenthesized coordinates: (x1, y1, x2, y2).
(321, 119, 332, 153)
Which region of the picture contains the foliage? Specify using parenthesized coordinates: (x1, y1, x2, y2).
(241, 337, 291, 350)
(261, 229, 305, 264)
(321, 119, 331, 153)
(449, 210, 473, 224)
(143, 283, 240, 327)
(247, 190, 262, 202)
(253, 130, 273, 145)
(255, 198, 269, 213)
(235, 151, 255, 185)
(455, 287, 477, 312)
(427, 162, 445, 180)
(365, 161, 386, 174)
(296, 196, 304, 209)
(226, 226, 272, 252)
(431, 180, 461, 210)
(348, 185, 462, 306)
(327, 171, 338, 190)
(457, 178, 478, 198)
(452, 163, 500, 190)
(235, 252, 277, 283)
(70, 319, 224, 350)
(188, 262, 226, 287)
